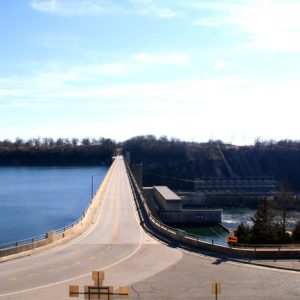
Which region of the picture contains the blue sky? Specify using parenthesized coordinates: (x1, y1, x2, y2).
(1, 0, 300, 145)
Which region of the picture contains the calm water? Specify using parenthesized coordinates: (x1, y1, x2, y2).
(0, 166, 107, 245)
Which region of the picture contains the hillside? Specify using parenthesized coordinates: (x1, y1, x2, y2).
(123, 136, 300, 192)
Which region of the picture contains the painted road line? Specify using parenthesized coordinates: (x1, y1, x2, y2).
(29, 273, 40, 277)
(8, 277, 17, 281)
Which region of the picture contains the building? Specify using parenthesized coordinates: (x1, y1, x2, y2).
(145, 186, 222, 225)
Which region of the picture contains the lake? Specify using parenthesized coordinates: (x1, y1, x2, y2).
(0, 166, 108, 245)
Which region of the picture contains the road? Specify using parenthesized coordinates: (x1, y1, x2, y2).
(0, 156, 299, 299)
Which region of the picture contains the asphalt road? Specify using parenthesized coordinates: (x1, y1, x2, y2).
(0, 156, 299, 299)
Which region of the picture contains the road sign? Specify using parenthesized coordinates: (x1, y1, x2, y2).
(226, 235, 238, 243)
(176, 229, 186, 239)
(69, 271, 129, 299)
(228, 228, 235, 236)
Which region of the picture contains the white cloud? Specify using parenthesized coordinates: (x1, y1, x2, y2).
(31, 0, 178, 18)
(38, 34, 80, 48)
(213, 60, 225, 72)
(135, 52, 190, 64)
(0, 89, 27, 97)
(129, 0, 177, 18)
(192, 0, 300, 52)
(31, 0, 122, 16)
(34, 62, 128, 84)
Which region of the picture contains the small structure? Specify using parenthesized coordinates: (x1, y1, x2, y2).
(69, 270, 129, 299)
(153, 186, 182, 211)
(145, 186, 221, 225)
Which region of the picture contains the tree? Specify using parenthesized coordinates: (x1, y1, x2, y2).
(71, 138, 79, 146)
(235, 223, 252, 244)
(251, 197, 277, 244)
(15, 137, 24, 150)
(250, 197, 291, 244)
(273, 181, 294, 232)
(292, 221, 300, 243)
(81, 138, 91, 146)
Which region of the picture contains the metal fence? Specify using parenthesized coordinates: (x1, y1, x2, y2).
(0, 198, 92, 250)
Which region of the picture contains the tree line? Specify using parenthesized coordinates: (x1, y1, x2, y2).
(0, 137, 115, 166)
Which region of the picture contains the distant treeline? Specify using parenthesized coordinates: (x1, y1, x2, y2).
(2, 135, 300, 191)
(0, 137, 115, 166)
(123, 135, 300, 191)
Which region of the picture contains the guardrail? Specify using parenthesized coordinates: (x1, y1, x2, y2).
(0, 161, 115, 258)
(0, 234, 47, 250)
(0, 204, 88, 251)
(125, 161, 300, 259)
(235, 243, 300, 250)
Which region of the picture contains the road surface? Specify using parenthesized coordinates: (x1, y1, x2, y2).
(0, 156, 299, 299)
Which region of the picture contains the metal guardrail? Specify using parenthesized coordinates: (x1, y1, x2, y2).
(0, 197, 92, 250)
(0, 233, 47, 250)
(235, 243, 300, 250)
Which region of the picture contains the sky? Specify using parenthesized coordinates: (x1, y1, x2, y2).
(1, 0, 300, 145)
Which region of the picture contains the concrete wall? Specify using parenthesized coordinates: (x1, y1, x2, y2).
(160, 209, 222, 224)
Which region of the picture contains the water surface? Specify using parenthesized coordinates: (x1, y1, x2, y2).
(0, 166, 107, 244)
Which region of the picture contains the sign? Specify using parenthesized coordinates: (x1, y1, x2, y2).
(228, 228, 235, 236)
(69, 271, 129, 299)
(176, 229, 186, 239)
(226, 235, 238, 243)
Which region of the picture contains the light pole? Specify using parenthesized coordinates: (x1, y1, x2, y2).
(91, 173, 103, 200)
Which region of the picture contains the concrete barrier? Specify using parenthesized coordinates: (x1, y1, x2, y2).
(0, 160, 115, 260)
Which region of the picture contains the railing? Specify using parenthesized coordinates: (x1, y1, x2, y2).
(0, 234, 47, 250)
(234, 243, 300, 250)
(0, 205, 89, 250)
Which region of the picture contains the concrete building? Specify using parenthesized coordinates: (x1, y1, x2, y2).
(153, 186, 182, 211)
(145, 186, 221, 225)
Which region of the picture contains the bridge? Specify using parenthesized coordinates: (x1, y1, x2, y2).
(0, 156, 299, 299)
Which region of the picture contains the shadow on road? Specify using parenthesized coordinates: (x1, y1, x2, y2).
(212, 257, 229, 265)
